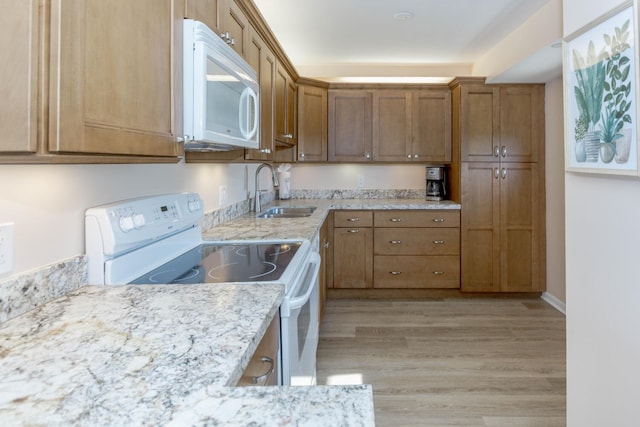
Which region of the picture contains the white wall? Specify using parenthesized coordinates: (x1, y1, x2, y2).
(545, 77, 567, 303)
(564, 0, 640, 425)
(0, 161, 268, 277)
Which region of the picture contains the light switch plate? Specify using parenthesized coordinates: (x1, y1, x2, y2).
(357, 175, 365, 188)
(0, 223, 14, 275)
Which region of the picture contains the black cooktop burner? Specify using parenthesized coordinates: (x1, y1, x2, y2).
(130, 242, 302, 284)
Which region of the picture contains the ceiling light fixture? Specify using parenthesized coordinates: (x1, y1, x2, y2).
(393, 11, 414, 21)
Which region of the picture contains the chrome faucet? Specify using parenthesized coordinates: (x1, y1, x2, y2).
(254, 163, 279, 212)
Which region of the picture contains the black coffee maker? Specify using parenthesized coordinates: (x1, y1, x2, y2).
(426, 166, 447, 201)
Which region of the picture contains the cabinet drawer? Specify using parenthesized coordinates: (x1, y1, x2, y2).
(334, 210, 373, 227)
(374, 256, 460, 288)
(237, 314, 280, 386)
(375, 228, 460, 255)
(374, 210, 460, 228)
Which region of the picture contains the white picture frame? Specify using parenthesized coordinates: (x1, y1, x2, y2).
(564, 0, 640, 176)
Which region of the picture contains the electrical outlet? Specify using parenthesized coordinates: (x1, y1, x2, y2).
(0, 223, 14, 275)
(357, 174, 365, 188)
(219, 185, 228, 206)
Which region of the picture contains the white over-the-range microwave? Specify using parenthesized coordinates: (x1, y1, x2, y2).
(183, 19, 260, 152)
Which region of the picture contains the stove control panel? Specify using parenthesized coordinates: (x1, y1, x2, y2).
(86, 192, 204, 257)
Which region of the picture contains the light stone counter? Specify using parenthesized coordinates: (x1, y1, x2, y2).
(0, 284, 374, 426)
(202, 198, 461, 242)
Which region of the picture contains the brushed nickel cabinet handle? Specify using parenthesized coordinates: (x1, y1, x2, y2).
(347, 217, 360, 222)
(494, 146, 500, 157)
(348, 229, 360, 233)
(390, 218, 402, 222)
(390, 240, 402, 244)
(494, 168, 500, 179)
(502, 168, 507, 179)
(251, 356, 275, 384)
(432, 218, 445, 223)
(389, 271, 402, 275)
(502, 146, 507, 157)
(324, 241, 330, 249)
(432, 271, 445, 276)
(432, 240, 445, 244)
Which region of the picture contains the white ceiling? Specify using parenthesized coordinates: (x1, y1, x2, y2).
(252, 0, 561, 83)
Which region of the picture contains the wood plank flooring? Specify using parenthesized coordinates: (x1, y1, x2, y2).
(316, 298, 566, 427)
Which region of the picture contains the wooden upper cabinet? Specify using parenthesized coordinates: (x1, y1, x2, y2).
(297, 84, 328, 162)
(245, 27, 275, 161)
(218, 0, 249, 58)
(412, 89, 452, 162)
(48, 0, 183, 158)
(274, 62, 296, 146)
(328, 89, 373, 162)
(459, 83, 543, 163)
(331, 87, 451, 163)
(184, 0, 219, 33)
(0, 0, 39, 153)
(372, 90, 411, 162)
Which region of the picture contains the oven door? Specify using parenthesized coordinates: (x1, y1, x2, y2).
(280, 252, 321, 386)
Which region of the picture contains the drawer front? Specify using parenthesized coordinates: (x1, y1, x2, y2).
(374, 255, 460, 288)
(334, 210, 373, 227)
(375, 228, 460, 255)
(374, 210, 460, 228)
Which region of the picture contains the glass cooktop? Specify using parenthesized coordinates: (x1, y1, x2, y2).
(130, 242, 303, 284)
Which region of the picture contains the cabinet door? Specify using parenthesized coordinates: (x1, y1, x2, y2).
(498, 86, 543, 163)
(499, 163, 543, 292)
(245, 28, 275, 161)
(461, 162, 500, 292)
(49, 0, 183, 157)
(372, 90, 411, 162)
(412, 89, 452, 162)
(333, 227, 373, 289)
(218, 0, 249, 58)
(318, 216, 330, 320)
(297, 85, 327, 162)
(275, 63, 296, 145)
(328, 90, 373, 162)
(0, 0, 38, 153)
(185, 0, 219, 33)
(460, 85, 499, 162)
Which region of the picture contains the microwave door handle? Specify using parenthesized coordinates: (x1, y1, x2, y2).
(246, 88, 259, 139)
(287, 253, 321, 310)
(238, 88, 250, 138)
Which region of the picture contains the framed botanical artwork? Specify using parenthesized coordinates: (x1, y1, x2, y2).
(564, 0, 640, 176)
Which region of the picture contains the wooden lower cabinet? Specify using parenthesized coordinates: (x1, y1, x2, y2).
(461, 162, 544, 292)
(374, 256, 460, 288)
(331, 210, 461, 291)
(333, 211, 373, 289)
(373, 210, 460, 289)
(237, 313, 280, 386)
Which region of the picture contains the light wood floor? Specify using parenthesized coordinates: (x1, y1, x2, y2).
(316, 298, 566, 427)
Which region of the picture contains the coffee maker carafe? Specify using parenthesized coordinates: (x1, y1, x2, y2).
(426, 166, 447, 201)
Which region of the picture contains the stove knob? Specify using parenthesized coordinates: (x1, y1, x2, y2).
(188, 200, 201, 213)
(133, 213, 146, 229)
(119, 216, 135, 232)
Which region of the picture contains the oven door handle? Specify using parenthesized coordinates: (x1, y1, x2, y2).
(287, 252, 321, 310)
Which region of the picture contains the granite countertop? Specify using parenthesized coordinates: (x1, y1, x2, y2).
(203, 198, 461, 242)
(0, 283, 374, 426)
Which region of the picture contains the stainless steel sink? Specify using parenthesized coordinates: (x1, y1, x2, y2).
(257, 206, 317, 218)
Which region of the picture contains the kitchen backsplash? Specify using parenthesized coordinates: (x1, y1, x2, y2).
(290, 189, 426, 199)
(0, 256, 87, 324)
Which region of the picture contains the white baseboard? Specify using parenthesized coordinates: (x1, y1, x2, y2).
(541, 292, 566, 315)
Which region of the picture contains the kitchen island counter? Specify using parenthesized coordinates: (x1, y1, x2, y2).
(0, 283, 374, 426)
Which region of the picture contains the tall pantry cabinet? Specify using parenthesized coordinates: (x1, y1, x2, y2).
(449, 78, 546, 293)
